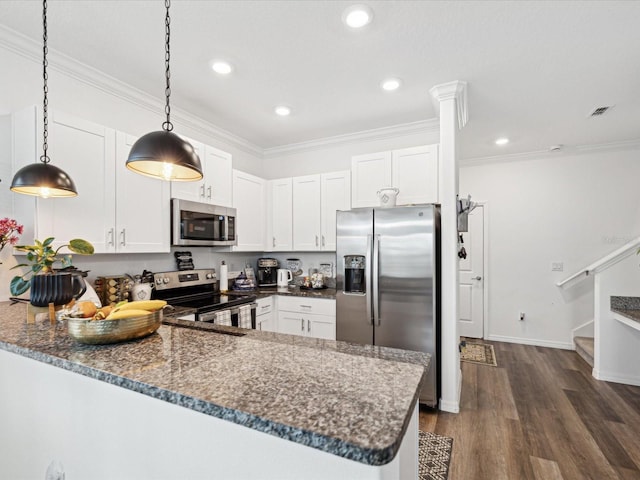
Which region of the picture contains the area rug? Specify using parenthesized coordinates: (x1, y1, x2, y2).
(460, 340, 497, 366)
(419, 431, 453, 480)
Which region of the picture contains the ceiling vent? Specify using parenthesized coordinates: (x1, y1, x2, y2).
(589, 106, 613, 117)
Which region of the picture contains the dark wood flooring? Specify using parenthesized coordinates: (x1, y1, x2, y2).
(419, 340, 640, 480)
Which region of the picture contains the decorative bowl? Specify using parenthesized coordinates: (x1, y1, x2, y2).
(66, 309, 162, 345)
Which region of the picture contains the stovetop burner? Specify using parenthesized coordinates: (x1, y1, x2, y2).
(152, 269, 256, 315)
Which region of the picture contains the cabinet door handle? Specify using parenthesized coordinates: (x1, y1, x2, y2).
(273, 237, 276, 248)
(315, 235, 319, 247)
(207, 186, 212, 199)
(322, 235, 325, 247)
(200, 185, 205, 198)
(301, 318, 304, 331)
(259, 321, 262, 331)
(300, 305, 312, 309)
(107, 228, 115, 246)
(307, 319, 310, 332)
(120, 229, 126, 246)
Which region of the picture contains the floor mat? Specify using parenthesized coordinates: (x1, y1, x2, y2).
(419, 430, 453, 480)
(460, 341, 497, 366)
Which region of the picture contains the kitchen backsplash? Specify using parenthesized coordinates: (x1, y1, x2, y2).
(1, 248, 338, 302)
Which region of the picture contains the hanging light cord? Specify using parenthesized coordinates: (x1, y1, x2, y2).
(162, 0, 173, 132)
(41, 0, 50, 164)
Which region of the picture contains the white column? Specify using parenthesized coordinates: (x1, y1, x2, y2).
(429, 81, 468, 413)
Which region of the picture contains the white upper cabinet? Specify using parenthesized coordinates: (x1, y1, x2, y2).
(31, 110, 116, 253)
(171, 139, 233, 207)
(203, 145, 233, 207)
(392, 145, 439, 205)
(320, 171, 350, 251)
(351, 144, 439, 207)
(292, 171, 350, 251)
(267, 178, 293, 251)
(11, 107, 170, 254)
(232, 169, 266, 251)
(351, 151, 392, 208)
(114, 132, 170, 253)
(292, 175, 322, 251)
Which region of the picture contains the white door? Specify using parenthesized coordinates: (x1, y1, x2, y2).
(269, 178, 293, 251)
(171, 137, 206, 203)
(232, 170, 266, 251)
(458, 205, 485, 338)
(203, 145, 233, 207)
(391, 145, 439, 204)
(351, 151, 392, 207)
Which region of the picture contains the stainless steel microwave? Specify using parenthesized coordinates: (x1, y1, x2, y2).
(171, 199, 237, 247)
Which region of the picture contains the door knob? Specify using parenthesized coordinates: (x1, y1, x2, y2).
(474, 276, 482, 280)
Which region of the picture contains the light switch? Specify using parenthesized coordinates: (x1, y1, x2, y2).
(551, 262, 564, 272)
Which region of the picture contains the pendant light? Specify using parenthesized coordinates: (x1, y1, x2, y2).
(126, 0, 203, 182)
(10, 0, 77, 198)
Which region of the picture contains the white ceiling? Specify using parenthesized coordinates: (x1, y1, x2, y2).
(0, 0, 639, 160)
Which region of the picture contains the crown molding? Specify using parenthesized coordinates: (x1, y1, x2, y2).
(429, 80, 468, 129)
(0, 25, 263, 158)
(461, 138, 640, 167)
(263, 119, 440, 158)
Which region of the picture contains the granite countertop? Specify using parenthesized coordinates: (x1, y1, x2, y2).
(227, 286, 337, 300)
(610, 296, 640, 324)
(0, 301, 428, 466)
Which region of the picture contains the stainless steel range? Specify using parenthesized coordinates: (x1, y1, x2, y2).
(152, 269, 257, 326)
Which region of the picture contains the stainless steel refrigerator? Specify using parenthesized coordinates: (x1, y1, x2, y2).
(336, 205, 440, 407)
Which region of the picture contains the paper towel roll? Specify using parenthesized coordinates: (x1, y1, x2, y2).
(220, 261, 228, 292)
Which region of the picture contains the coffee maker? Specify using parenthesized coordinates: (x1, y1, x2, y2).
(257, 258, 279, 287)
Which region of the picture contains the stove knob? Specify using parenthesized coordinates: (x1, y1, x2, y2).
(163, 278, 170, 284)
(155, 278, 163, 285)
(206, 273, 213, 279)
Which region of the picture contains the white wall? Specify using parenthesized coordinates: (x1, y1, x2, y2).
(262, 129, 439, 179)
(594, 254, 640, 386)
(460, 145, 640, 348)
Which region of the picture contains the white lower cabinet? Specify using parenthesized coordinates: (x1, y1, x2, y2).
(256, 296, 276, 332)
(276, 296, 336, 340)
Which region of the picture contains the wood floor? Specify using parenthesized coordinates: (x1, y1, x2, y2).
(419, 340, 640, 480)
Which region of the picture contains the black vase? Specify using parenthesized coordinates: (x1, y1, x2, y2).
(30, 273, 87, 307)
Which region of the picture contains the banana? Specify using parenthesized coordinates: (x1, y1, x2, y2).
(112, 300, 167, 313)
(105, 309, 152, 320)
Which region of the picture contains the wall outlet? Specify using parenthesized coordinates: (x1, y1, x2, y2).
(551, 262, 564, 272)
(519, 312, 525, 321)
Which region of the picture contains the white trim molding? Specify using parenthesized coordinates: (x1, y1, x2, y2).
(429, 81, 468, 130)
(262, 119, 439, 158)
(593, 369, 640, 387)
(0, 24, 263, 157)
(486, 334, 574, 350)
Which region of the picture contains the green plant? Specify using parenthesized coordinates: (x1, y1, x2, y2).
(10, 237, 94, 296)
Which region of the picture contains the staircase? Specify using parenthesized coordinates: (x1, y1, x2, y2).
(574, 337, 594, 367)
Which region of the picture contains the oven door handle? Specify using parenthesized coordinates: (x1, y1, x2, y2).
(225, 302, 258, 316)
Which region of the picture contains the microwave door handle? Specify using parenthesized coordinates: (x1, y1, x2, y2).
(373, 234, 380, 326)
(365, 234, 373, 326)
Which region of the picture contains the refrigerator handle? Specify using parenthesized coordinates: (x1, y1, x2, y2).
(373, 234, 380, 326)
(365, 234, 373, 325)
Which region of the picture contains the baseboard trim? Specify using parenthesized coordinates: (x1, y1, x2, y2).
(593, 369, 640, 387)
(485, 334, 574, 350)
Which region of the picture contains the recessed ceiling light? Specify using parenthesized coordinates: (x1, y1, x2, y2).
(342, 4, 373, 29)
(275, 106, 291, 116)
(495, 137, 509, 146)
(211, 61, 233, 75)
(381, 78, 401, 91)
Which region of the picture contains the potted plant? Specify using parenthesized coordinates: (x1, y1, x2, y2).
(10, 237, 94, 306)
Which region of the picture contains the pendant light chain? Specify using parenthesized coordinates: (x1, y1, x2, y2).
(162, 0, 173, 132)
(41, 0, 50, 164)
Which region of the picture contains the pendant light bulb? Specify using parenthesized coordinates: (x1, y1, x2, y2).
(10, 0, 78, 198)
(125, 0, 203, 182)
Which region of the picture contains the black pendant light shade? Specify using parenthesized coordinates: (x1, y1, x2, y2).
(126, 130, 203, 181)
(10, 162, 77, 197)
(9, 0, 78, 199)
(126, 0, 203, 182)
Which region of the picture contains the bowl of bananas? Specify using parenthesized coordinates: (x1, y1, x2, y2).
(65, 300, 167, 345)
